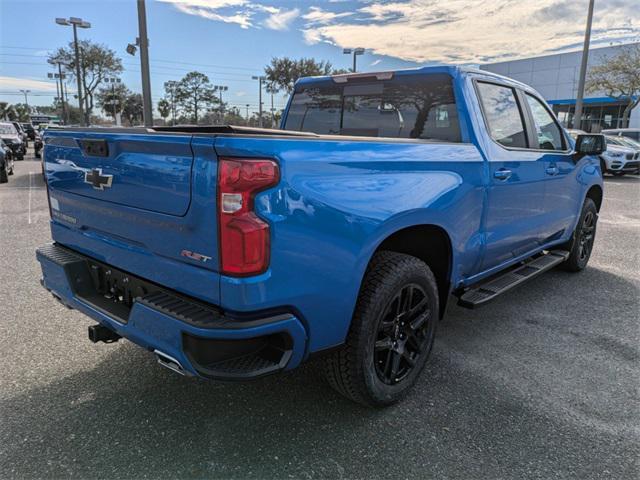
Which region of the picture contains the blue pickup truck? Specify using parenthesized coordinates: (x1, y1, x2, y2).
(37, 66, 605, 406)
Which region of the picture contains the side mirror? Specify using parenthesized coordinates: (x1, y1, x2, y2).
(575, 134, 606, 156)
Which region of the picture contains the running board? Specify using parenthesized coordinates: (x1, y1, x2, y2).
(457, 250, 570, 309)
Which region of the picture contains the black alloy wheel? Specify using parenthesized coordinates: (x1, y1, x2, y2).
(561, 197, 598, 272)
(374, 284, 431, 385)
(578, 210, 596, 263)
(323, 251, 439, 406)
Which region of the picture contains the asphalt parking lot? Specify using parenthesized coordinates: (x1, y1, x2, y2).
(1, 151, 638, 479)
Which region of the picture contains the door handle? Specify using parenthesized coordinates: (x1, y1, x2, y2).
(494, 168, 512, 180)
(545, 165, 559, 176)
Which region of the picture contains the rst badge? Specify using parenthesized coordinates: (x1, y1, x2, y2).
(181, 250, 212, 263)
(85, 168, 113, 190)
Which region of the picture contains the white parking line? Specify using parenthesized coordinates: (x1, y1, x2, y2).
(28, 171, 33, 224)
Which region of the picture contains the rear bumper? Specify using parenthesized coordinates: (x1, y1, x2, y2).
(36, 243, 307, 380)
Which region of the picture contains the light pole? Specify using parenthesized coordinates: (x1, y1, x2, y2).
(245, 104, 250, 125)
(270, 91, 275, 128)
(48, 72, 67, 122)
(105, 77, 121, 125)
(56, 17, 90, 126)
(573, 0, 595, 130)
(251, 75, 265, 127)
(137, 0, 153, 126)
(19, 89, 31, 110)
(214, 85, 228, 124)
(343, 47, 365, 72)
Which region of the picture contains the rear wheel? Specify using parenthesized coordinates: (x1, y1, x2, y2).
(561, 198, 597, 272)
(323, 251, 438, 407)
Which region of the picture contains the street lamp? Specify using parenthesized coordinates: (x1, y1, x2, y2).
(252, 76, 266, 127)
(55, 16, 91, 126)
(19, 89, 31, 111)
(105, 77, 122, 125)
(343, 47, 365, 73)
(47, 71, 67, 123)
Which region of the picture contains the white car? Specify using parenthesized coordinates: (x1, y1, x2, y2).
(604, 136, 640, 175)
(602, 128, 640, 142)
(567, 129, 639, 176)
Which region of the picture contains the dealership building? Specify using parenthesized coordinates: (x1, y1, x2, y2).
(480, 43, 639, 132)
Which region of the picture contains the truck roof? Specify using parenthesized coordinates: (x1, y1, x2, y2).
(295, 64, 533, 91)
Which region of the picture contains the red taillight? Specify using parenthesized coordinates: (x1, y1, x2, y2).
(218, 157, 279, 276)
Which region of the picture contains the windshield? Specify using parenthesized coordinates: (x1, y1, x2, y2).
(283, 73, 461, 143)
(615, 136, 640, 150)
(0, 124, 17, 135)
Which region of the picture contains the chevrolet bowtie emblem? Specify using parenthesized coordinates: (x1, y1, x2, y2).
(85, 168, 113, 190)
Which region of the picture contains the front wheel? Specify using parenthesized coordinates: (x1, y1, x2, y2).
(323, 251, 439, 407)
(561, 198, 598, 272)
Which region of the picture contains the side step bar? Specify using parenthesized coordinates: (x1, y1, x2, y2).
(457, 250, 570, 309)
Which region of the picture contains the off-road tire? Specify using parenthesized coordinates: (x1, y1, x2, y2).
(561, 198, 598, 272)
(323, 251, 439, 407)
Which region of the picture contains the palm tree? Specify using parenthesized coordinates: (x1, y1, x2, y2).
(0, 102, 17, 121)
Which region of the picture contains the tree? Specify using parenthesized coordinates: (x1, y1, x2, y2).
(223, 107, 245, 125)
(162, 80, 180, 125)
(264, 57, 346, 94)
(96, 83, 129, 120)
(0, 102, 17, 121)
(122, 93, 144, 126)
(175, 72, 217, 124)
(48, 40, 123, 124)
(587, 44, 640, 128)
(12, 103, 31, 122)
(157, 98, 171, 124)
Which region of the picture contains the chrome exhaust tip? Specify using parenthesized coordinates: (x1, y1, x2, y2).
(154, 350, 185, 376)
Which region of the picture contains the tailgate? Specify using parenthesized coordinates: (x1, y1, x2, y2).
(44, 132, 193, 216)
(43, 131, 221, 305)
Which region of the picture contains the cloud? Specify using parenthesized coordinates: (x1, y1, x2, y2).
(264, 8, 300, 31)
(302, 0, 640, 64)
(0, 76, 57, 91)
(159, 0, 299, 31)
(302, 6, 352, 26)
(159, 0, 253, 28)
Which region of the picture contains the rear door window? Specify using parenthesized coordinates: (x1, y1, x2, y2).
(477, 82, 528, 148)
(284, 73, 461, 142)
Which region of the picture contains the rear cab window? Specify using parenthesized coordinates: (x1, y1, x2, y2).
(283, 73, 461, 143)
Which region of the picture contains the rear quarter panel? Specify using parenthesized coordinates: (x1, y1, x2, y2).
(214, 136, 486, 352)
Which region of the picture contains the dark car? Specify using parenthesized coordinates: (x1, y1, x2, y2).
(0, 122, 26, 160)
(21, 123, 37, 141)
(0, 139, 15, 183)
(33, 131, 43, 159)
(12, 121, 29, 147)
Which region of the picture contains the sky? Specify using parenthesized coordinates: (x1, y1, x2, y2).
(1, 0, 639, 118)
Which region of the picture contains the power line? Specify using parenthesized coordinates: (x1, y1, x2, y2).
(0, 46, 262, 73)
